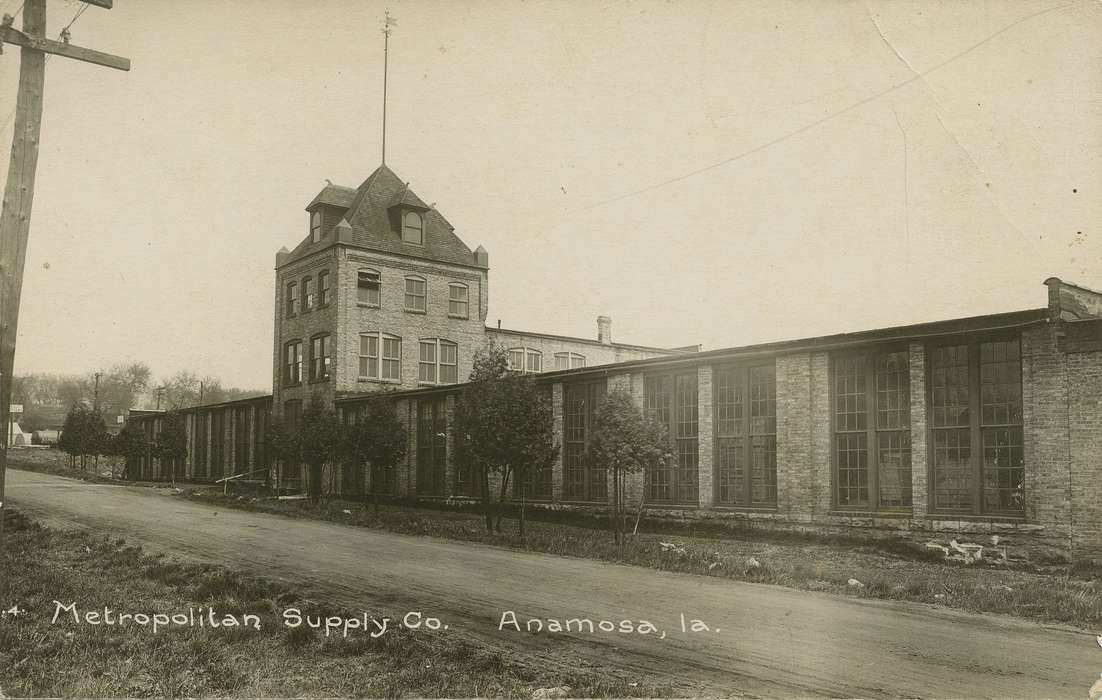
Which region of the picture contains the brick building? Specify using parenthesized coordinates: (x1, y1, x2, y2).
(129, 164, 1102, 561)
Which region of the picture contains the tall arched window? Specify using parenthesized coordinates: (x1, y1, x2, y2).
(402, 211, 423, 244)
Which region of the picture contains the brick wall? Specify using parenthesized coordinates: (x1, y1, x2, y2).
(1068, 349, 1102, 558)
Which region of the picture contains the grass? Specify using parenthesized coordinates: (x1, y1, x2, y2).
(0, 508, 673, 698)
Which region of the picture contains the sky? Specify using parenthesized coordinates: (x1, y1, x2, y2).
(0, 0, 1099, 390)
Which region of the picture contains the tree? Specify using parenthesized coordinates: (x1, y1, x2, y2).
(585, 388, 673, 554)
(153, 412, 188, 483)
(299, 394, 344, 502)
(111, 420, 150, 480)
(454, 344, 559, 537)
(58, 404, 109, 471)
(342, 393, 408, 509)
(267, 416, 301, 492)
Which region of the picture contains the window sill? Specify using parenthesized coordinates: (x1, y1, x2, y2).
(829, 510, 912, 519)
(308, 378, 330, 385)
(448, 314, 469, 320)
(641, 502, 701, 510)
(284, 382, 302, 388)
(357, 377, 401, 385)
(924, 513, 1026, 523)
(286, 313, 297, 319)
(316, 303, 330, 310)
(710, 505, 779, 513)
(357, 303, 381, 309)
(404, 309, 427, 315)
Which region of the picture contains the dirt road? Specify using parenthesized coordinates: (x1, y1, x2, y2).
(7, 469, 1099, 697)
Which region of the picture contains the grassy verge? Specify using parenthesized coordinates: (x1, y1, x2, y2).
(5, 447, 130, 485)
(0, 509, 671, 698)
(182, 490, 1102, 630)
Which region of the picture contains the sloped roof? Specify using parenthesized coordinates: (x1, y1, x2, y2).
(288, 165, 481, 270)
(306, 183, 357, 209)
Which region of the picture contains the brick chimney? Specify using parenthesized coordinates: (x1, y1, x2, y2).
(597, 316, 612, 345)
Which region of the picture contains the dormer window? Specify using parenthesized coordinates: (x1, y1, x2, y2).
(402, 211, 423, 245)
(310, 210, 322, 243)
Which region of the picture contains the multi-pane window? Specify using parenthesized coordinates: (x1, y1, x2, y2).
(317, 270, 330, 307)
(554, 352, 586, 370)
(233, 406, 250, 471)
(416, 399, 447, 496)
(930, 338, 1024, 515)
(357, 269, 381, 306)
(310, 334, 331, 381)
(302, 276, 314, 312)
(645, 372, 700, 505)
(284, 341, 302, 385)
(405, 276, 426, 312)
(563, 380, 607, 502)
(448, 283, 469, 318)
(286, 282, 298, 317)
(508, 348, 542, 373)
(310, 210, 322, 242)
(418, 339, 459, 385)
(403, 211, 424, 244)
(193, 412, 208, 479)
(209, 410, 225, 480)
(715, 365, 779, 507)
(359, 332, 401, 381)
(832, 351, 911, 509)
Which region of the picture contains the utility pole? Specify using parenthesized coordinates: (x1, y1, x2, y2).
(93, 371, 101, 412)
(0, 0, 129, 550)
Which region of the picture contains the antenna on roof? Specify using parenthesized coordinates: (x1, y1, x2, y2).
(381, 10, 398, 166)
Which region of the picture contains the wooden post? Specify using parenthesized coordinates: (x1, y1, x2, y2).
(0, 0, 129, 553)
(0, 0, 47, 551)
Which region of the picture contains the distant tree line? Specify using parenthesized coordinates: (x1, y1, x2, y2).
(12, 363, 266, 432)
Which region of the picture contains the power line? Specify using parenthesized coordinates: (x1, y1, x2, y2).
(576, 0, 1084, 213)
(0, 2, 91, 132)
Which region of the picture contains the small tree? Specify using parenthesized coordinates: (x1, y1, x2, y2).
(299, 394, 343, 502)
(267, 416, 301, 492)
(454, 344, 559, 537)
(112, 421, 150, 480)
(58, 406, 81, 469)
(153, 412, 188, 484)
(586, 388, 673, 554)
(343, 394, 408, 510)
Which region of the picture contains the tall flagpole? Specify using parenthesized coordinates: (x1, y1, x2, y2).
(382, 10, 396, 165)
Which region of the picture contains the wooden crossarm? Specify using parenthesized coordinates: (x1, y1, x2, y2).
(1, 25, 129, 71)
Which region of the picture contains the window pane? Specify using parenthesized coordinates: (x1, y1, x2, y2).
(836, 432, 868, 506)
(714, 367, 744, 438)
(980, 340, 1022, 426)
(716, 436, 744, 505)
(509, 349, 524, 371)
(749, 366, 776, 435)
(526, 350, 542, 373)
(674, 374, 699, 504)
(933, 427, 972, 510)
(571, 355, 586, 369)
(878, 431, 912, 507)
(751, 435, 777, 504)
(931, 345, 969, 427)
(555, 354, 569, 371)
(982, 426, 1024, 513)
(875, 351, 909, 429)
(834, 357, 867, 432)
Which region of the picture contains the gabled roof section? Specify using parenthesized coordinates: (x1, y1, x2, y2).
(282, 165, 483, 270)
(306, 183, 357, 210)
(343, 165, 479, 268)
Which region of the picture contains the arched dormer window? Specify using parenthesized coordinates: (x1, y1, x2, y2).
(402, 211, 423, 245)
